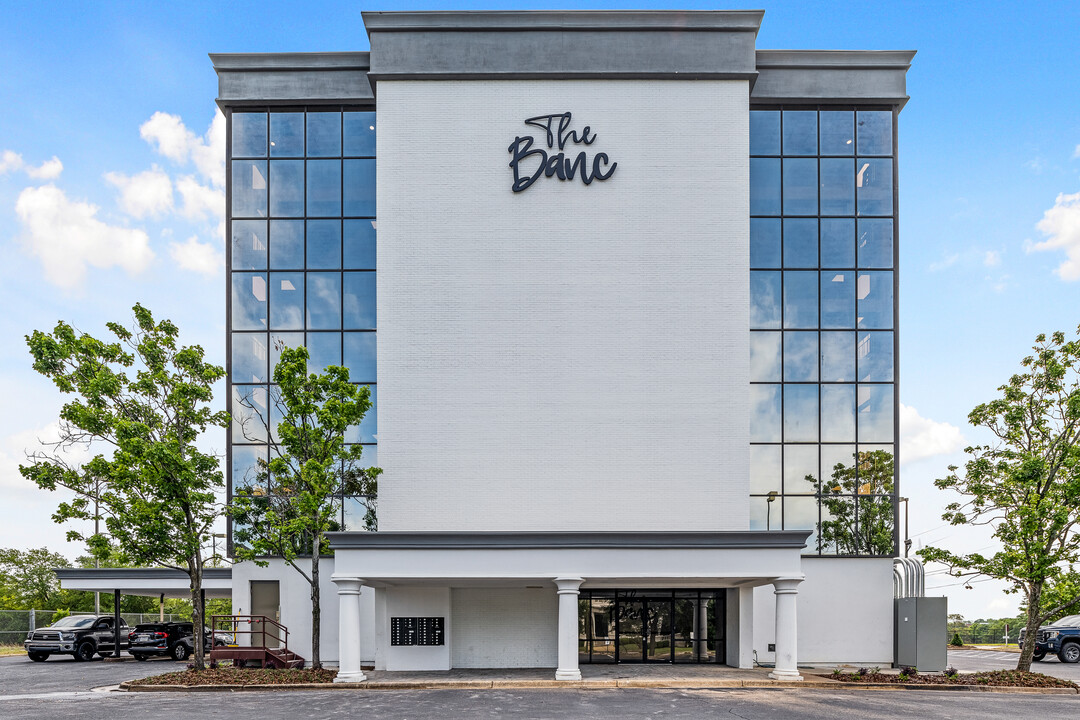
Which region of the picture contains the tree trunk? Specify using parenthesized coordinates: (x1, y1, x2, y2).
(1017, 583, 1042, 672)
(189, 550, 205, 670)
(311, 532, 321, 669)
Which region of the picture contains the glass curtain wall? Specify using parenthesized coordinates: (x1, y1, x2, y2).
(749, 107, 898, 557)
(228, 107, 377, 541)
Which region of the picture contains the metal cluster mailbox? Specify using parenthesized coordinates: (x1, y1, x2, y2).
(390, 616, 445, 646)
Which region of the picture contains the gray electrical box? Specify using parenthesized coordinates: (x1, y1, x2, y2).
(894, 597, 947, 671)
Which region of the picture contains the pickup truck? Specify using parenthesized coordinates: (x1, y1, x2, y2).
(24, 614, 130, 662)
(1020, 614, 1080, 663)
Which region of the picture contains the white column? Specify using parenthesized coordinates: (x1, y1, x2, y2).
(332, 575, 366, 683)
(768, 577, 803, 681)
(554, 577, 585, 681)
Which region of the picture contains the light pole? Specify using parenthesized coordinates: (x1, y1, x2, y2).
(766, 491, 778, 531)
(899, 496, 911, 557)
(211, 533, 226, 568)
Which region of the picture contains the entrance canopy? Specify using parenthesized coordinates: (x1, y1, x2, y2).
(54, 567, 233, 599)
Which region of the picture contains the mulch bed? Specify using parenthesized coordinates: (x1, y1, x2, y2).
(829, 669, 1076, 689)
(128, 666, 338, 686)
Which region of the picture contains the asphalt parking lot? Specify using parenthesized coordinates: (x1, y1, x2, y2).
(947, 649, 1080, 682)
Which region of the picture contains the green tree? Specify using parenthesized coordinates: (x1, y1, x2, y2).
(809, 449, 896, 556)
(19, 304, 227, 669)
(918, 328, 1080, 672)
(230, 346, 379, 668)
(0, 548, 73, 609)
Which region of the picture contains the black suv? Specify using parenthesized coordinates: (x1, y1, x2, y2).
(1020, 615, 1080, 663)
(24, 615, 130, 662)
(128, 622, 220, 661)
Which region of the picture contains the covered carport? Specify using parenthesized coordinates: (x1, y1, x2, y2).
(53, 568, 232, 658)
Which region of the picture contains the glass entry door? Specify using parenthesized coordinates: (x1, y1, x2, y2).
(643, 598, 672, 662)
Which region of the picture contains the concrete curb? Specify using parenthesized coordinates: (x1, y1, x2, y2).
(117, 678, 1080, 694)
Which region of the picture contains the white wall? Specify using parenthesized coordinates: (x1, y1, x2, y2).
(231, 558, 375, 665)
(753, 558, 895, 665)
(451, 588, 558, 668)
(375, 79, 750, 533)
(382, 586, 451, 671)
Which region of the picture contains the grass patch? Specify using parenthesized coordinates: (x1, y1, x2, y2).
(829, 669, 1076, 689)
(0, 645, 26, 657)
(128, 666, 338, 686)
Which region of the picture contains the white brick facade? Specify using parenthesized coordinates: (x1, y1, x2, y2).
(450, 588, 558, 668)
(376, 79, 751, 533)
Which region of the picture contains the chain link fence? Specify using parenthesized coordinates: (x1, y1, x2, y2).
(1, 610, 182, 646)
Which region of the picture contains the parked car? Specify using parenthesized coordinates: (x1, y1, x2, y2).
(128, 622, 227, 661)
(1019, 615, 1080, 663)
(24, 614, 130, 662)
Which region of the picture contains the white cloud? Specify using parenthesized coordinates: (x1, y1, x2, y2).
(1031, 191, 1080, 281)
(175, 175, 223, 222)
(928, 253, 959, 272)
(983, 250, 1001, 267)
(0, 150, 63, 180)
(169, 235, 222, 276)
(1073, 144, 1080, 159)
(899, 403, 966, 466)
(140, 111, 225, 187)
(104, 166, 174, 219)
(15, 184, 154, 289)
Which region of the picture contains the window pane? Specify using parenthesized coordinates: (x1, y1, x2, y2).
(232, 385, 269, 444)
(750, 158, 781, 216)
(232, 444, 268, 495)
(820, 331, 855, 382)
(749, 495, 780, 532)
(819, 111, 853, 156)
(858, 331, 894, 382)
(857, 219, 893, 269)
(750, 218, 781, 268)
(784, 445, 819, 494)
(750, 384, 782, 442)
(269, 272, 304, 330)
(821, 445, 857, 487)
(784, 496, 819, 551)
(231, 273, 267, 330)
(783, 219, 817, 268)
(857, 111, 893, 155)
(821, 384, 856, 442)
(232, 332, 269, 383)
(270, 112, 304, 157)
(307, 332, 341, 373)
(307, 272, 342, 329)
(821, 271, 855, 329)
(784, 384, 819, 442)
(750, 110, 780, 155)
(307, 159, 342, 217)
(750, 271, 781, 329)
(345, 386, 377, 443)
(344, 332, 377, 383)
(783, 271, 818, 329)
(232, 160, 267, 217)
(857, 271, 893, 329)
(343, 111, 377, 157)
(856, 159, 893, 216)
(269, 332, 303, 379)
(306, 111, 341, 157)
(820, 219, 855, 268)
(307, 220, 341, 269)
(344, 496, 375, 531)
(344, 219, 377, 270)
(783, 158, 817, 215)
(783, 331, 818, 382)
(344, 159, 376, 216)
(269, 160, 304, 217)
(344, 272, 377, 329)
(232, 112, 267, 158)
(858, 384, 894, 443)
(819, 158, 854, 215)
(232, 220, 267, 270)
(750, 331, 781, 382)
(782, 111, 817, 156)
(269, 219, 304, 269)
(750, 444, 781, 494)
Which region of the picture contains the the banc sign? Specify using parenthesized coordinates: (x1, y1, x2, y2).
(507, 112, 617, 193)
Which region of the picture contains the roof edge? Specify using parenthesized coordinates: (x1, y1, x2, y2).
(362, 10, 765, 34)
(327, 531, 811, 551)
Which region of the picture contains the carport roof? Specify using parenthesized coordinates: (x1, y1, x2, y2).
(54, 567, 232, 598)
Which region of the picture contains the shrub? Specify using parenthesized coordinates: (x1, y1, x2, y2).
(901, 665, 918, 677)
(950, 633, 964, 647)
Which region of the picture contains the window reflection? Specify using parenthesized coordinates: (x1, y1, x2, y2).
(750, 272, 781, 329)
(782, 271, 817, 329)
(307, 220, 341, 269)
(344, 159, 376, 216)
(307, 160, 342, 217)
(750, 444, 781, 494)
(857, 385, 894, 443)
(819, 158, 854, 215)
(783, 385, 818, 442)
(820, 219, 855, 268)
(231, 273, 267, 330)
(232, 220, 267, 270)
(857, 219, 893, 269)
(345, 386, 377, 443)
(344, 272, 377, 329)
(819, 111, 853, 156)
(232, 384, 269, 444)
(782, 111, 817, 155)
(306, 111, 341, 157)
(344, 332, 377, 383)
(749, 332, 781, 382)
(783, 496, 819, 551)
(784, 445, 818, 493)
(232, 444, 268, 496)
(269, 160, 304, 217)
(269, 220, 304, 269)
(269, 272, 304, 330)
(232, 113, 267, 158)
(783, 331, 818, 382)
(232, 160, 267, 218)
(783, 158, 817, 215)
(344, 219, 377, 270)
(821, 271, 854, 328)
(857, 111, 892, 156)
(820, 331, 855, 381)
(270, 112, 304, 157)
(857, 272, 893, 329)
(307, 332, 341, 373)
(750, 384, 782, 442)
(858, 331, 894, 382)
(821, 384, 856, 442)
(750, 158, 781, 216)
(783, 219, 817, 268)
(343, 111, 377, 157)
(750, 218, 781, 268)
(232, 333, 269, 383)
(269, 333, 304, 378)
(307, 272, 343, 329)
(856, 158, 893, 216)
(750, 111, 780, 155)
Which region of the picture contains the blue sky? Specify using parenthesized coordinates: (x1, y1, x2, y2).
(1, 1, 1079, 621)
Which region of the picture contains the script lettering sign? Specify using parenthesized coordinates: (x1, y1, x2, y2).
(507, 112, 617, 193)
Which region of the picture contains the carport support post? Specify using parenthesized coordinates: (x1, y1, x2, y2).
(768, 577, 803, 681)
(113, 589, 121, 658)
(332, 575, 367, 683)
(554, 577, 585, 681)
